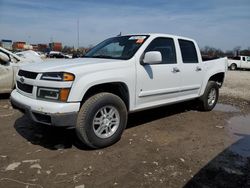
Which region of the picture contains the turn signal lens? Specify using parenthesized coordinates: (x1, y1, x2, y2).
(63, 73, 75, 81)
(60, 88, 70, 102)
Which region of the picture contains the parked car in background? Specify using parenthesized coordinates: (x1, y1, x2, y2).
(11, 33, 227, 148)
(0, 47, 43, 94)
(15, 50, 44, 62)
(228, 56, 250, 70)
(48, 51, 72, 59)
(37, 51, 47, 59)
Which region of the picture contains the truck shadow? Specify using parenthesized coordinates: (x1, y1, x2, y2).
(0, 93, 10, 99)
(14, 100, 196, 150)
(127, 100, 194, 128)
(14, 115, 84, 150)
(184, 133, 250, 188)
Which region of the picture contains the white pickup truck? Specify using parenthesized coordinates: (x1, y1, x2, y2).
(228, 56, 250, 70)
(11, 34, 227, 148)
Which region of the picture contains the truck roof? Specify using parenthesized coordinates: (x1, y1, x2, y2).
(122, 33, 195, 41)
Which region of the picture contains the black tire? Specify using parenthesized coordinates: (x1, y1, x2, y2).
(76, 92, 127, 149)
(230, 63, 237, 70)
(199, 81, 219, 111)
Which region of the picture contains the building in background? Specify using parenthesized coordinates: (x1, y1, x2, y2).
(31, 44, 38, 51)
(12, 41, 26, 51)
(0, 39, 13, 50)
(12, 41, 33, 51)
(2, 39, 64, 53)
(49, 42, 62, 51)
(38, 44, 48, 52)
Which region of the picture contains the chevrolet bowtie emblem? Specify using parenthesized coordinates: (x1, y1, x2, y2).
(20, 76, 25, 83)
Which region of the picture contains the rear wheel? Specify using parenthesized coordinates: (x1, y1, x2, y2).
(230, 63, 237, 70)
(199, 81, 219, 111)
(76, 92, 127, 149)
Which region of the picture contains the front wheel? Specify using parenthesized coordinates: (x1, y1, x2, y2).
(76, 92, 127, 149)
(199, 81, 219, 111)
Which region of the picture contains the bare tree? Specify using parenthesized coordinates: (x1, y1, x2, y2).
(233, 46, 241, 56)
(201, 46, 224, 57)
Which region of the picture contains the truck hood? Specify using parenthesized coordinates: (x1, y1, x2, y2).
(21, 58, 127, 73)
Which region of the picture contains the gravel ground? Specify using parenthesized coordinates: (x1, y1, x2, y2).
(0, 70, 250, 188)
(221, 70, 250, 101)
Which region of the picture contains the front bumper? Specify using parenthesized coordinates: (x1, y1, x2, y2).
(10, 89, 80, 127)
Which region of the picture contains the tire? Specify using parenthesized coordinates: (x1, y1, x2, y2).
(76, 92, 127, 149)
(230, 63, 237, 70)
(199, 81, 219, 111)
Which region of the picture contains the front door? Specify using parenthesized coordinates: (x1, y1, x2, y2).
(241, 56, 250, 69)
(136, 37, 182, 109)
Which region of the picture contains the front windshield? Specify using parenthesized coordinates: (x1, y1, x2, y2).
(84, 35, 149, 60)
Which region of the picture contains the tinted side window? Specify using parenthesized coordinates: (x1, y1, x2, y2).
(232, 56, 241, 60)
(178, 39, 198, 63)
(145, 37, 176, 64)
(242, 57, 246, 61)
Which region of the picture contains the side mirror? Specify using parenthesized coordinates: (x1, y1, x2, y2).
(143, 51, 162, 64)
(0, 52, 10, 65)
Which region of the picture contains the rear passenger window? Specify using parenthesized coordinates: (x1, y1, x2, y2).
(232, 56, 241, 60)
(178, 39, 198, 63)
(145, 37, 176, 64)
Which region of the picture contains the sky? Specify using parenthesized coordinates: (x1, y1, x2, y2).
(0, 0, 249, 51)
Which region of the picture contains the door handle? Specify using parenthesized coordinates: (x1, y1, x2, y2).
(196, 66, 202, 71)
(172, 67, 180, 73)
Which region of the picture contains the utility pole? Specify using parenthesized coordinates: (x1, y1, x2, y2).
(77, 18, 79, 49)
(50, 36, 53, 43)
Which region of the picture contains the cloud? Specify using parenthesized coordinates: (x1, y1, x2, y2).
(0, 0, 249, 50)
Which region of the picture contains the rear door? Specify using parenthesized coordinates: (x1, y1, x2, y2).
(177, 39, 204, 99)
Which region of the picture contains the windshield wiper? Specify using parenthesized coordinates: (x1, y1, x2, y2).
(92, 55, 113, 59)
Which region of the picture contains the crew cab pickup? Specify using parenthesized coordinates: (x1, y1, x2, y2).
(11, 34, 227, 148)
(228, 56, 250, 70)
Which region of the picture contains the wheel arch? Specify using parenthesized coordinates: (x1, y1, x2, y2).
(80, 82, 130, 110)
(200, 72, 225, 96)
(208, 72, 225, 88)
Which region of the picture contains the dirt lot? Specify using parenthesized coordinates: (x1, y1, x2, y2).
(0, 71, 250, 188)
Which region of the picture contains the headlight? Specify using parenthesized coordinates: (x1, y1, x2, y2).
(37, 87, 70, 102)
(41, 72, 75, 81)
